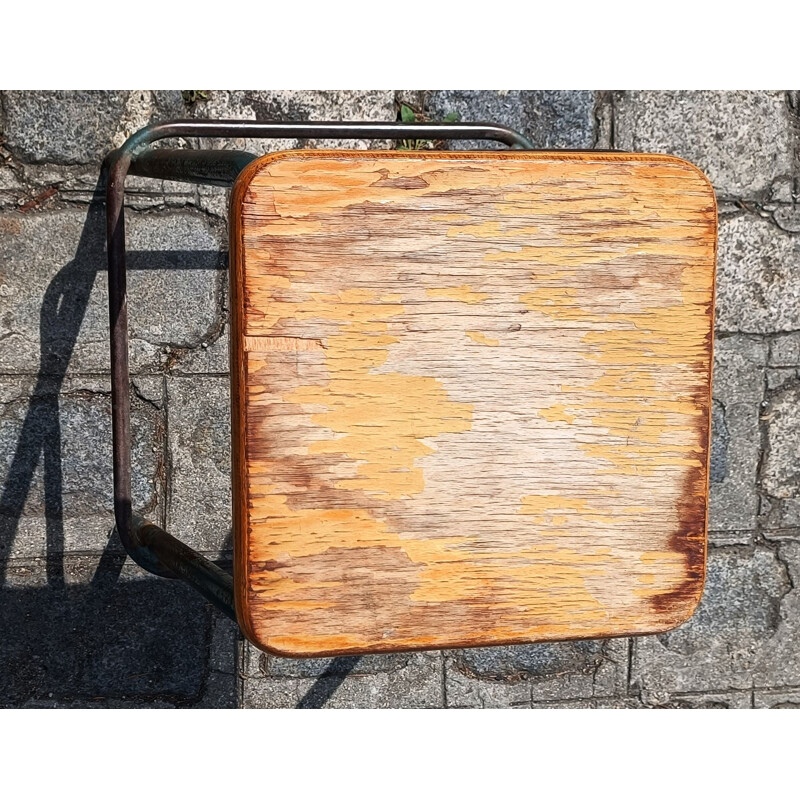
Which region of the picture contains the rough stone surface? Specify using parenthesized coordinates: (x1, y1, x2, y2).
(397, 90, 596, 149)
(0, 207, 226, 376)
(759, 382, 800, 535)
(710, 400, 729, 484)
(0, 375, 164, 560)
(774, 204, 800, 233)
(708, 336, 767, 540)
(658, 692, 753, 709)
(761, 384, 800, 499)
(771, 333, 800, 367)
(192, 90, 397, 156)
(754, 688, 800, 708)
(614, 91, 796, 198)
(445, 638, 629, 708)
(166, 376, 232, 555)
(241, 649, 443, 709)
(2, 90, 799, 707)
(0, 555, 235, 708)
(2, 91, 131, 164)
(631, 543, 800, 698)
(716, 214, 800, 334)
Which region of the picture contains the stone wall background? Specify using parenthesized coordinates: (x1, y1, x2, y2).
(1, 90, 798, 708)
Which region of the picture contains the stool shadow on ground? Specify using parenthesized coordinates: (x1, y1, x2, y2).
(296, 657, 362, 709)
(0, 179, 363, 708)
(0, 180, 238, 707)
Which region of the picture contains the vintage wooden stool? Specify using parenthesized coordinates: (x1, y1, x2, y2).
(105, 119, 716, 657)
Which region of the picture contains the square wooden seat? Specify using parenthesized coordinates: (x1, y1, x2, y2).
(229, 150, 716, 657)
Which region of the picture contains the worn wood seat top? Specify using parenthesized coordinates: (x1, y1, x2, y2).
(229, 150, 717, 657)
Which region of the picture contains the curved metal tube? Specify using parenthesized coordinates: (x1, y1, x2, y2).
(105, 118, 535, 617)
(128, 148, 257, 187)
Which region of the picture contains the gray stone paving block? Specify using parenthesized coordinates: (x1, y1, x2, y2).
(0, 376, 164, 560)
(761, 382, 800, 534)
(710, 400, 728, 484)
(530, 699, 590, 708)
(708, 337, 767, 538)
(194, 670, 237, 709)
(0, 555, 211, 707)
(712, 337, 768, 407)
(193, 90, 396, 156)
(166, 376, 231, 555)
(196, 184, 229, 220)
(208, 612, 239, 676)
(760, 497, 800, 536)
(774, 205, 800, 233)
(445, 638, 628, 708)
(126, 212, 226, 369)
(771, 333, 800, 367)
(761, 383, 800, 500)
(399, 90, 596, 149)
(614, 91, 795, 198)
(767, 177, 796, 205)
(631, 543, 800, 697)
(754, 688, 800, 708)
(639, 691, 752, 708)
(445, 659, 531, 708)
(172, 324, 230, 375)
(254, 649, 417, 680)
(716, 214, 800, 334)
(22, 698, 178, 709)
(0, 207, 225, 376)
(0, 162, 25, 209)
(1, 91, 151, 165)
(193, 608, 238, 708)
(241, 650, 443, 708)
(241, 638, 438, 691)
(766, 368, 798, 391)
(533, 697, 644, 708)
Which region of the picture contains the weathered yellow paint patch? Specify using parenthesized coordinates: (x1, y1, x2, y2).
(243, 335, 325, 352)
(519, 496, 592, 515)
(445, 220, 542, 239)
(426, 285, 489, 304)
(431, 213, 471, 222)
(519, 260, 713, 476)
(640, 551, 686, 565)
(539, 404, 576, 424)
(465, 330, 499, 346)
(278, 289, 473, 500)
(249, 484, 610, 616)
(297, 371, 473, 499)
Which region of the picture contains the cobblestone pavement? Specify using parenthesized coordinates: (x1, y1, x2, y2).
(1, 90, 799, 708)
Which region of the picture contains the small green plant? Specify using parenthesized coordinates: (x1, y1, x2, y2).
(396, 102, 460, 150)
(181, 90, 209, 107)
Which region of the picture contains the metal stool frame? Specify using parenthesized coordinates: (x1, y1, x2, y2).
(105, 119, 535, 622)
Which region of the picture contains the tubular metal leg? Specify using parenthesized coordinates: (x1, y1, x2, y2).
(105, 118, 535, 621)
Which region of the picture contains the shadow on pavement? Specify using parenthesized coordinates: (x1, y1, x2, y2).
(0, 179, 237, 707)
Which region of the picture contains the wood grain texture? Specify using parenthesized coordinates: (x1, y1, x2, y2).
(229, 150, 717, 657)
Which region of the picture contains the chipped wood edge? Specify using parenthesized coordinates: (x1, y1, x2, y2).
(229, 148, 718, 656)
